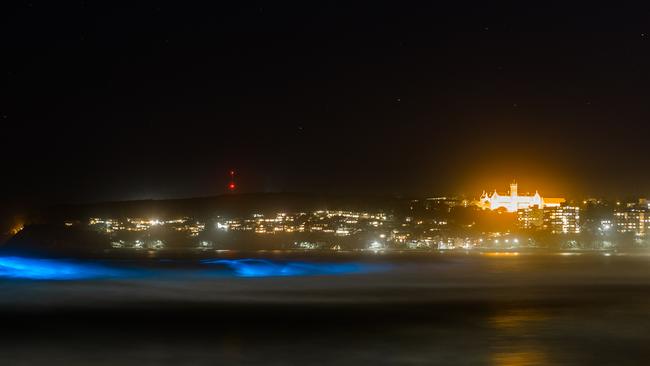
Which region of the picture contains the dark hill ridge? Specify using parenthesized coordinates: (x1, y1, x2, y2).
(0, 224, 110, 257)
(41, 192, 410, 222)
(0, 193, 413, 248)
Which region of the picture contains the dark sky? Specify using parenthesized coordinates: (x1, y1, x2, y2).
(2, 1, 650, 205)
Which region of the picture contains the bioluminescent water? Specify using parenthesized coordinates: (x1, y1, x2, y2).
(0, 254, 648, 366)
(0, 257, 385, 280)
(201, 258, 383, 277)
(0, 257, 128, 280)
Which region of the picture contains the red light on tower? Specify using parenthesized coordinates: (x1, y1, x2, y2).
(228, 170, 236, 192)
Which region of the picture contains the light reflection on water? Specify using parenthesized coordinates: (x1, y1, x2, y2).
(491, 350, 549, 366)
(488, 309, 551, 366)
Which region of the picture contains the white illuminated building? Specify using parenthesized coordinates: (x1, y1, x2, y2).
(478, 181, 564, 213)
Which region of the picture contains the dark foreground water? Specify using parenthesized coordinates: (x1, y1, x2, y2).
(0, 252, 648, 365)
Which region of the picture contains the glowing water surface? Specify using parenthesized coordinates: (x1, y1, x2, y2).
(0, 257, 385, 280)
(201, 258, 383, 277)
(0, 257, 128, 280)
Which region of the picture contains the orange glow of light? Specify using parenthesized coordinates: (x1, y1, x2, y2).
(9, 224, 24, 235)
(482, 252, 520, 257)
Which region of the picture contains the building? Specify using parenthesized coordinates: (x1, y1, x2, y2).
(478, 181, 565, 212)
(543, 205, 581, 234)
(614, 202, 650, 237)
(517, 206, 544, 229)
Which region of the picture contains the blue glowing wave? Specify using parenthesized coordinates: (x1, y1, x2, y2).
(0, 257, 126, 280)
(201, 259, 383, 277)
(0, 257, 388, 280)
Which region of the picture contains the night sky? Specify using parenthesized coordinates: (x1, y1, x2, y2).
(3, 1, 650, 206)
